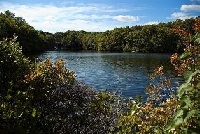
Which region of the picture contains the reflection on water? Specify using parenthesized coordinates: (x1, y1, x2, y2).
(34, 51, 183, 99)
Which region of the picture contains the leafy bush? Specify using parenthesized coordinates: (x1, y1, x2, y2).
(0, 35, 32, 133)
(116, 67, 179, 133)
(0, 35, 30, 92)
(23, 58, 122, 133)
(166, 18, 200, 133)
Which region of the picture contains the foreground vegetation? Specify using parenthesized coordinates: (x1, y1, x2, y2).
(0, 36, 123, 133)
(0, 10, 200, 133)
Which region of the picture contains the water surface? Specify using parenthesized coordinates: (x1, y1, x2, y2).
(34, 51, 183, 99)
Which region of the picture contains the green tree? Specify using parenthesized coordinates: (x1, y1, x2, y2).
(0, 36, 34, 133)
(0, 10, 44, 53)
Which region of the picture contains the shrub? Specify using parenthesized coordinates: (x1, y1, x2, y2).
(166, 18, 200, 133)
(24, 58, 122, 133)
(0, 35, 32, 133)
(116, 67, 179, 134)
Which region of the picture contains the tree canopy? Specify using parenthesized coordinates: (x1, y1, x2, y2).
(0, 10, 199, 53)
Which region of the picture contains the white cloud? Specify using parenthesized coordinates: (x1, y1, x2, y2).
(143, 21, 159, 25)
(170, 12, 194, 20)
(113, 15, 139, 22)
(30, 19, 116, 33)
(0, 1, 137, 32)
(180, 5, 200, 12)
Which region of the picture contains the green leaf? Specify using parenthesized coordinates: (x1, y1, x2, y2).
(177, 83, 194, 97)
(168, 117, 183, 129)
(181, 96, 191, 108)
(184, 71, 193, 82)
(182, 108, 189, 120)
(1, 103, 6, 108)
(6, 94, 12, 100)
(195, 37, 200, 44)
(180, 52, 192, 59)
(174, 117, 183, 127)
(184, 110, 197, 122)
(174, 109, 183, 119)
(31, 108, 37, 117)
(187, 70, 200, 83)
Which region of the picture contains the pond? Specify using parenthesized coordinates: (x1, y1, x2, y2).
(33, 51, 183, 99)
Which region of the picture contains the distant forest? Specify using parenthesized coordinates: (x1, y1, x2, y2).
(0, 10, 199, 53)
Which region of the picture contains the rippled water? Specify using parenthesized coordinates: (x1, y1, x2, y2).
(34, 51, 183, 99)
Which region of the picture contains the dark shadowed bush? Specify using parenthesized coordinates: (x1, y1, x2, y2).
(24, 58, 122, 133)
(0, 36, 33, 133)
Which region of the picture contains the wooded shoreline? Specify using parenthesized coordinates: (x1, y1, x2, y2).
(1, 10, 198, 54)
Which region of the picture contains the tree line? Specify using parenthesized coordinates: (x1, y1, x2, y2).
(0, 10, 198, 54)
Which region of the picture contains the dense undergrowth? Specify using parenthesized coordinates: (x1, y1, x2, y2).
(0, 18, 199, 134)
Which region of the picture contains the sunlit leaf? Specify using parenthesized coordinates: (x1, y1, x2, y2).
(180, 52, 191, 59)
(177, 83, 194, 97)
(32, 108, 37, 117)
(174, 109, 183, 119)
(168, 116, 183, 130)
(184, 71, 193, 82)
(181, 96, 191, 109)
(6, 94, 12, 100)
(195, 37, 200, 44)
(184, 110, 198, 122)
(187, 70, 200, 83)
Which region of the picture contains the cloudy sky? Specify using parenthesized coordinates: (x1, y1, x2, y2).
(0, 0, 199, 33)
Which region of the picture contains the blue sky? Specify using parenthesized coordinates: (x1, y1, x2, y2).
(0, 0, 199, 33)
